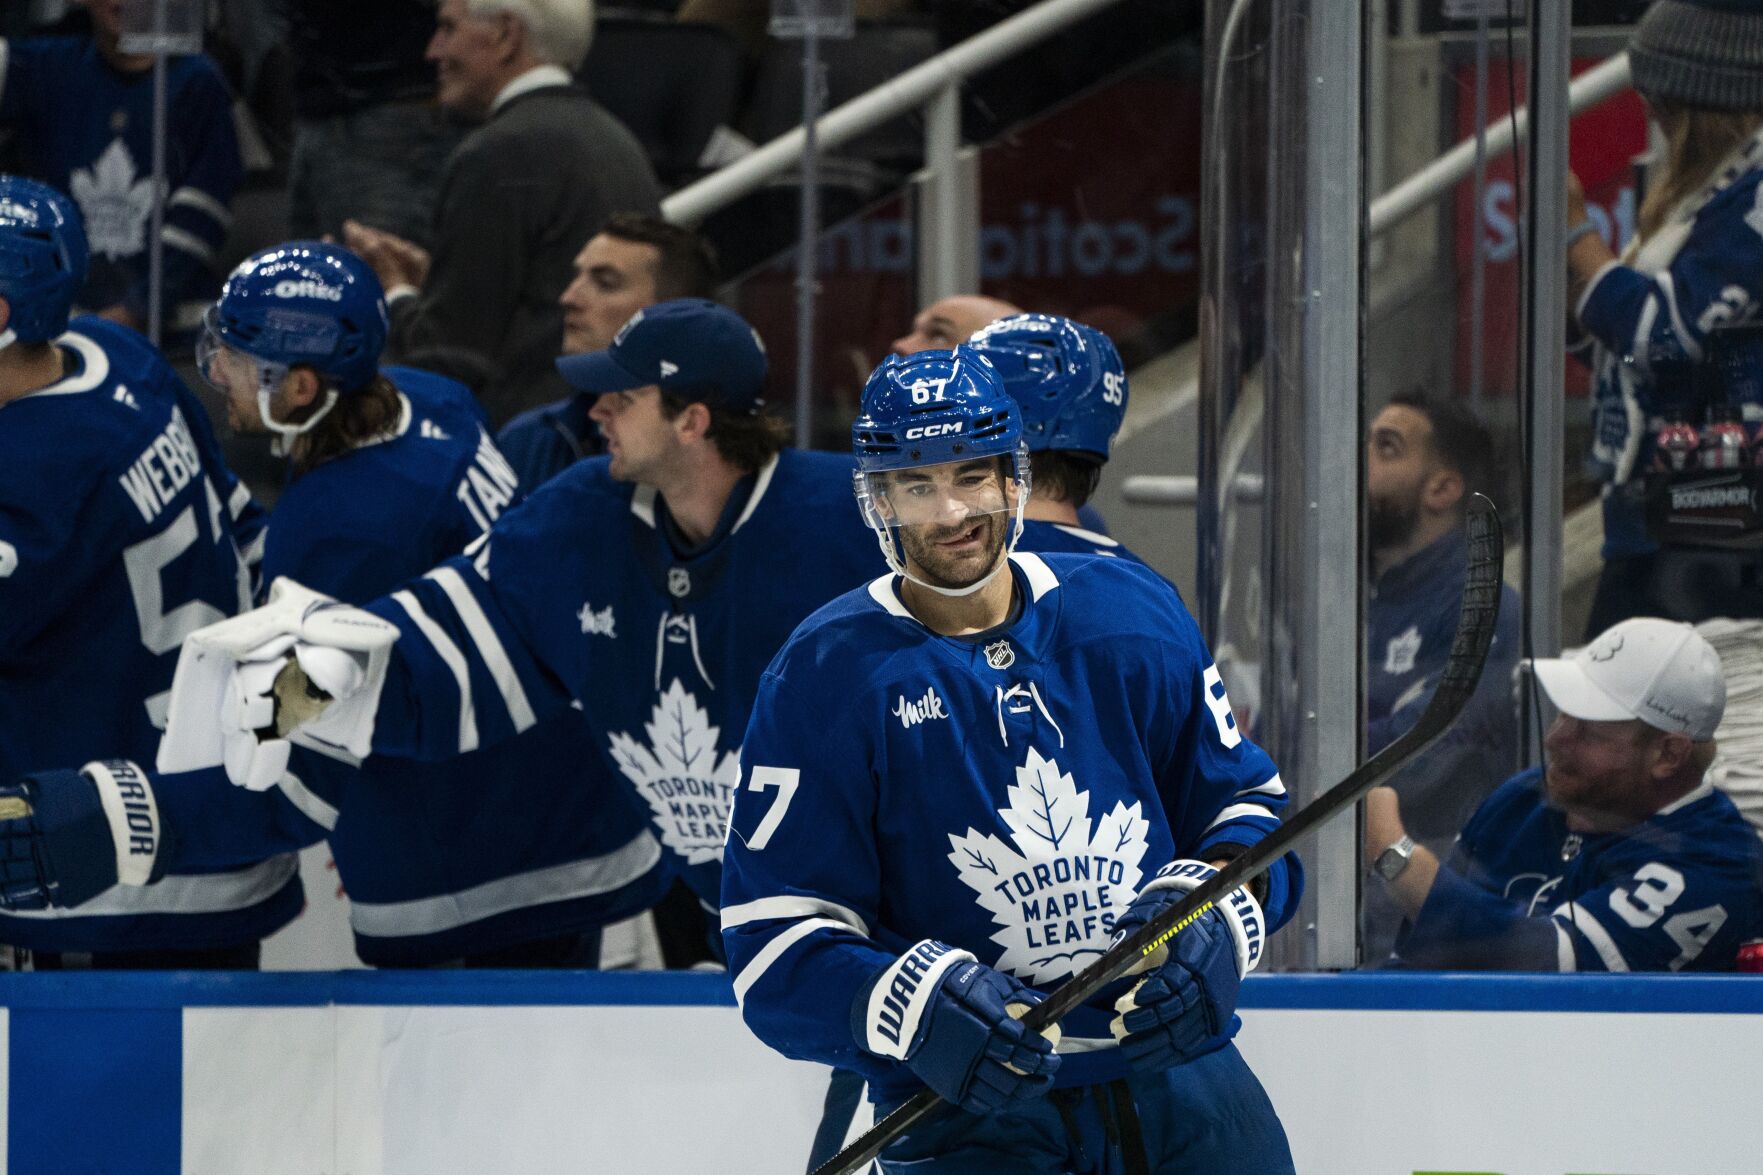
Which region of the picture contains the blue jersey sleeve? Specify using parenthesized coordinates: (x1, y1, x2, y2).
(360, 506, 581, 762)
(721, 668, 901, 1078)
(0, 478, 116, 651)
(1143, 581, 1302, 930)
(1577, 170, 1763, 406)
(149, 756, 329, 871)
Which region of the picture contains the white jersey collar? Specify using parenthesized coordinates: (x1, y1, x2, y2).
(15, 331, 110, 400)
(865, 551, 1062, 622)
(629, 453, 780, 533)
(491, 65, 571, 113)
(350, 392, 413, 450)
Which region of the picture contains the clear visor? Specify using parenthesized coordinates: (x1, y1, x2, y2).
(866, 458, 1018, 528)
(196, 308, 286, 396)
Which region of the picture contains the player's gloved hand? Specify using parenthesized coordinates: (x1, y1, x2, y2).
(181, 578, 397, 790)
(1109, 859, 1264, 1071)
(853, 939, 1061, 1114)
(0, 761, 168, 910)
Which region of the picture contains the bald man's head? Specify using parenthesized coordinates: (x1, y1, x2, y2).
(891, 295, 1022, 356)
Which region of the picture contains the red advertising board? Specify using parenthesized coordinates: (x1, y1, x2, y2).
(1452, 59, 1649, 397)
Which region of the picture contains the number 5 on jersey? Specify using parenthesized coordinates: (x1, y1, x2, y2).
(738, 765, 801, 851)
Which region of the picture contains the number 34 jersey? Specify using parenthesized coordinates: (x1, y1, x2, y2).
(0, 317, 299, 953)
(722, 553, 1305, 1098)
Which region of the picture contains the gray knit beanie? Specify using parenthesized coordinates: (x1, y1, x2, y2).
(1629, 0, 1763, 111)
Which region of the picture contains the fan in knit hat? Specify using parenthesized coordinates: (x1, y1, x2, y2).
(1629, 0, 1763, 111)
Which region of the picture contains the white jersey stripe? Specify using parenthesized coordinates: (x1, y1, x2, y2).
(169, 185, 234, 227)
(732, 917, 852, 1007)
(3, 855, 298, 918)
(162, 225, 215, 263)
(276, 770, 339, 832)
(349, 831, 662, 937)
(1555, 922, 1577, 973)
(427, 565, 537, 736)
(1203, 802, 1277, 832)
(391, 588, 479, 753)
(1234, 774, 1287, 799)
(1554, 901, 1629, 972)
(721, 895, 868, 936)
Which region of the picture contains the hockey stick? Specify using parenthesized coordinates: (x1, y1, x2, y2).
(814, 493, 1504, 1175)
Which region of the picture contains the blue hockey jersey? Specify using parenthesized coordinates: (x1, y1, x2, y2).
(721, 553, 1304, 1101)
(0, 36, 242, 335)
(1397, 767, 1763, 972)
(0, 316, 296, 952)
(352, 448, 883, 909)
(1018, 518, 1143, 564)
(234, 368, 670, 964)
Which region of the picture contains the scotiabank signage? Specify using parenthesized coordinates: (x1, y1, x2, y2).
(736, 70, 1202, 433)
(1453, 59, 1649, 396)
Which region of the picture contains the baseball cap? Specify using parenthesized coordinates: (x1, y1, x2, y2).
(555, 297, 768, 414)
(1532, 618, 1726, 741)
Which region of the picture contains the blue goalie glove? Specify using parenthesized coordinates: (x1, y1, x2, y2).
(852, 939, 1062, 1114)
(1109, 859, 1265, 1071)
(0, 761, 169, 910)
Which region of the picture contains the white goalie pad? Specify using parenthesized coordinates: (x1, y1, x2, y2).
(157, 577, 399, 782)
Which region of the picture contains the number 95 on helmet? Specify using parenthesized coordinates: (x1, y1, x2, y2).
(965, 313, 1126, 463)
(851, 346, 1032, 598)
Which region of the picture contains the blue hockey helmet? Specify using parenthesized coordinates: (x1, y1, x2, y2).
(0, 175, 88, 348)
(200, 242, 389, 451)
(851, 346, 1031, 597)
(852, 346, 1025, 473)
(965, 314, 1127, 462)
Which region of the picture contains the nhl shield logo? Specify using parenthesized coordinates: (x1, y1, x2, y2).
(984, 639, 1015, 670)
(668, 567, 691, 598)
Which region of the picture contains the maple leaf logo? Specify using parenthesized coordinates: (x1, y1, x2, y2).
(607, 678, 741, 865)
(69, 139, 155, 261)
(948, 748, 1150, 983)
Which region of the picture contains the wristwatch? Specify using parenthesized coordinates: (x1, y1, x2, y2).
(1374, 835, 1417, 882)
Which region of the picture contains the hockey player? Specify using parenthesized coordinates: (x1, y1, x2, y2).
(0, 176, 298, 968)
(966, 313, 1137, 562)
(153, 297, 883, 945)
(722, 346, 1302, 1173)
(1366, 617, 1763, 972)
(0, 242, 672, 966)
(0, 1, 242, 340)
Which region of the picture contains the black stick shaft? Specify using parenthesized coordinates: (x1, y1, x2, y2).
(814, 496, 1505, 1175)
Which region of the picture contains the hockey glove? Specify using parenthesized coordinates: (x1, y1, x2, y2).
(1109, 859, 1265, 1072)
(0, 761, 169, 910)
(159, 577, 398, 788)
(853, 939, 1061, 1115)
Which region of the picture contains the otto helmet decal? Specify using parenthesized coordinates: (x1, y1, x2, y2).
(207, 241, 389, 393)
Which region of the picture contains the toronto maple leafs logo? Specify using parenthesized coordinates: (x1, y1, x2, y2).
(1383, 625, 1421, 675)
(948, 748, 1150, 983)
(606, 678, 740, 865)
(70, 139, 155, 261)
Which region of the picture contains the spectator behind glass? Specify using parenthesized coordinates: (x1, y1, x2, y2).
(1365, 618, 1763, 972)
(284, 0, 467, 248)
(891, 293, 1020, 356)
(496, 214, 720, 490)
(341, 0, 663, 429)
(0, 0, 242, 344)
(1360, 393, 1522, 964)
(1565, 0, 1763, 633)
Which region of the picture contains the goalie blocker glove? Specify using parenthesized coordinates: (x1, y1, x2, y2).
(852, 939, 1061, 1115)
(1109, 859, 1265, 1071)
(0, 761, 169, 910)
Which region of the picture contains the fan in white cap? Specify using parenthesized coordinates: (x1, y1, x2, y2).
(1530, 617, 1726, 743)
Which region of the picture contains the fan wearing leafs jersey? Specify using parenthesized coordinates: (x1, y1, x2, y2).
(153, 298, 883, 942)
(0, 242, 670, 967)
(0, 176, 293, 967)
(721, 347, 1303, 1174)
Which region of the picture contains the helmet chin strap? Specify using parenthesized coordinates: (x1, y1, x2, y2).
(259, 381, 338, 457)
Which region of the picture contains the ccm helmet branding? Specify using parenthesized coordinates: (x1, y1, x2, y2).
(904, 422, 963, 440)
(273, 279, 343, 302)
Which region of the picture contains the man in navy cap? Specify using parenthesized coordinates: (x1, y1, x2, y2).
(157, 298, 884, 968)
